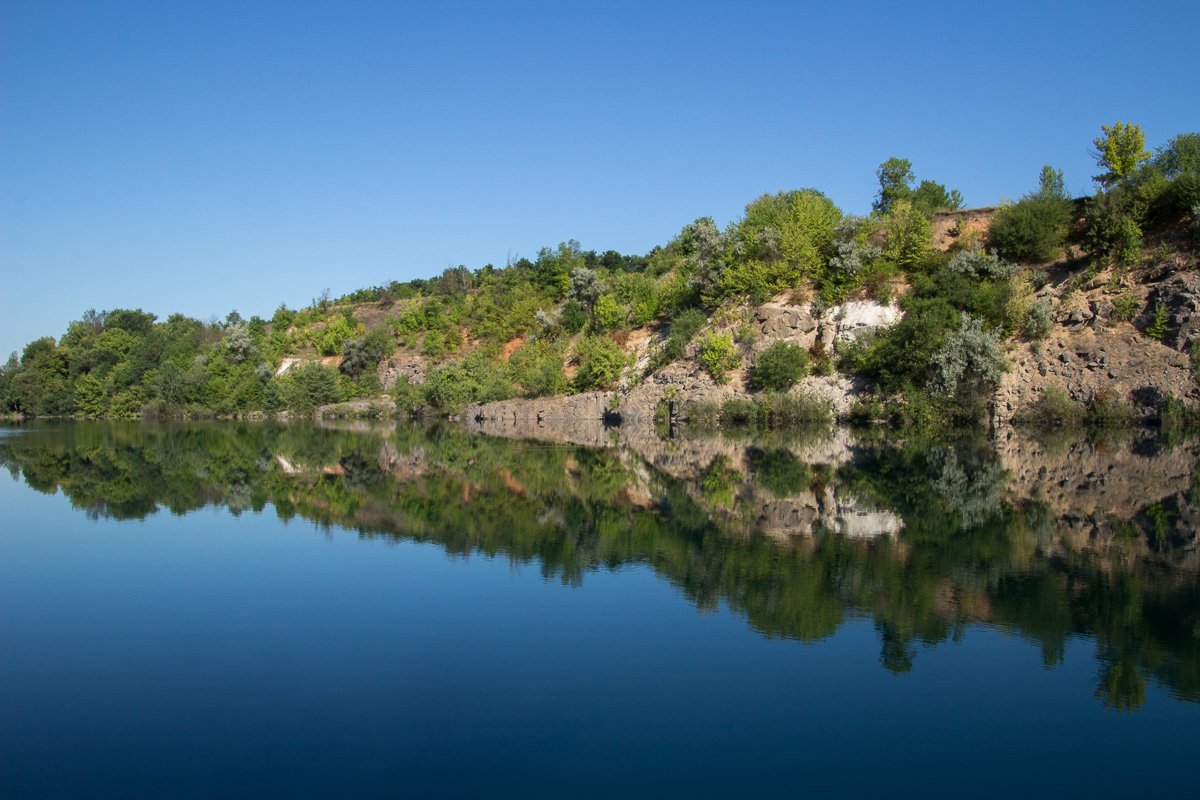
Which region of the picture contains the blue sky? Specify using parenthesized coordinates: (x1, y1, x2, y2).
(3, 0, 1199, 356)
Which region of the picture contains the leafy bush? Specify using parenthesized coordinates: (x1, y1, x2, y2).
(860, 297, 960, 391)
(1025, 299, 1054, 340)
(509, 340, 567, 397)
(713, 392, 832, 429)
(1088, 389, 1137, 426)
(1111, 294, 1139, 322)
(421, 352, 512, 414)
(882, 200, 933, 271)
(926, 315, 1005, 400)
(987, 196, 1073, 263)
(573, 336, 626, 391)
(749, 341, 809, 391)
(655, 308, 707, 366)
(560, 299, 587, 334)
(288, 362, 342, 410)
(718, 398, 758, 425)
(591, 294, 625, 332)
(758, 391, 832, 426)
(1082, 191, 1142, 265)
(339, 327, 397, 379)
(422, 330, 446, 359)
(699, 332, 741, 384)
(1016, 386, 1085, 426)
(945, 248, 1020, 279)
(315, 316, 362, 356)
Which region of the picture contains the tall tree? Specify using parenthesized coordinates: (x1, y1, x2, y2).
(873, 157, 914, 215)
(1092, 122, 1150, 188)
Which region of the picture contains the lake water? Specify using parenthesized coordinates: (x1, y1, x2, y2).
(1, 421, 1198, 798)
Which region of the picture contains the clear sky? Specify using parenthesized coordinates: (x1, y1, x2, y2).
(3, 0, 1199, 356)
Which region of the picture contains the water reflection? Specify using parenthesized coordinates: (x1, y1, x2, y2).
(1, 419, 1198, 712)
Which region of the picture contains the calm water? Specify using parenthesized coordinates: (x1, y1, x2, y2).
(1, 421, 1198, 798)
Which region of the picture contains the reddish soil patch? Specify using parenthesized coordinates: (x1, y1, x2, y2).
(501, 336, 525, 362)
(930, 207, 997, 252)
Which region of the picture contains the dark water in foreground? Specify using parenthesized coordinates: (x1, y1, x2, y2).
(1, 421, 1198, 798)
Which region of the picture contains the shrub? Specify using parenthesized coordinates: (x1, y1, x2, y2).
(1025, 299, 1054, 340)
(861, 297, 959, 391)
(1088, 389, 1137, 426)
(421, 330, 446, 359)
(573, 336, 626, 391)
(560, 300, 587, 334)
(685, 400, 720, 427)
(339, 327, 397, 379)
(655, 307, 707, 366)
(314, 316, 362, 356)
(699, 332, 741, 384)
(591, 294, 625, 332)
(1082, 191, 1142, 265)
(945, 248, 1020, 279)
(421, 352, 512, 413)
(749, 341, 809, 391)
(718, 398, 758, 425)
(1017, 386, 1085, 426)
(1111, 294, 1139, 322)
(759, 391, 832, 426)
(509, 340, 567, 397)
(927, 315, 1005, 400)
(713, 392, 832, 429)
(847, 399, 884, 425)
(733, 189, 842, 278)
(987, 195, 1073, 263)
(289, 362, 341, 410)
(1145, 302, 1169, 339)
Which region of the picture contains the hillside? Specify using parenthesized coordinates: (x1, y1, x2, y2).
(3, 128, 1198, 430)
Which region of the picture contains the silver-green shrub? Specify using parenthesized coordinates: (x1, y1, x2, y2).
(927, 315, 1004, 398)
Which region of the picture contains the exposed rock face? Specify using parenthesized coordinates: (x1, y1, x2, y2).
(992, 327, 1199, 424)
(755, 303, 817, 343)
(831, 300, 902, 341)
(378, 356, 426, 389)
(1148, 271, 1200, 352)
(464, 392, 616, 448)
(752, 299, 900, 352)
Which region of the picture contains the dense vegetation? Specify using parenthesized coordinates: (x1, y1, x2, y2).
(2, 125, 1196, 424)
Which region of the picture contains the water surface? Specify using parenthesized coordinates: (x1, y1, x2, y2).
(1, 421, 1198, 797)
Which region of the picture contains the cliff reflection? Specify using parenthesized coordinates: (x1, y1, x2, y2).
(2, 420, 1198, 711)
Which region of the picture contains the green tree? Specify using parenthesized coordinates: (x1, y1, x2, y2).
(874, 157, 914, 215)
(1035, 165, 1068, 199)
(73, 373, 107, 417)
(1093, 122, 1150, 189)
(911, 180, 964, 215)
(882, 200, 933, 270)
(591, 294, 625, 332)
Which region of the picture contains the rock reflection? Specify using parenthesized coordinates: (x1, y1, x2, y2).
(1, 419, 1198, 710)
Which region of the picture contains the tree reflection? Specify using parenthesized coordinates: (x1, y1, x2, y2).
(1, 420, 1197, 710)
